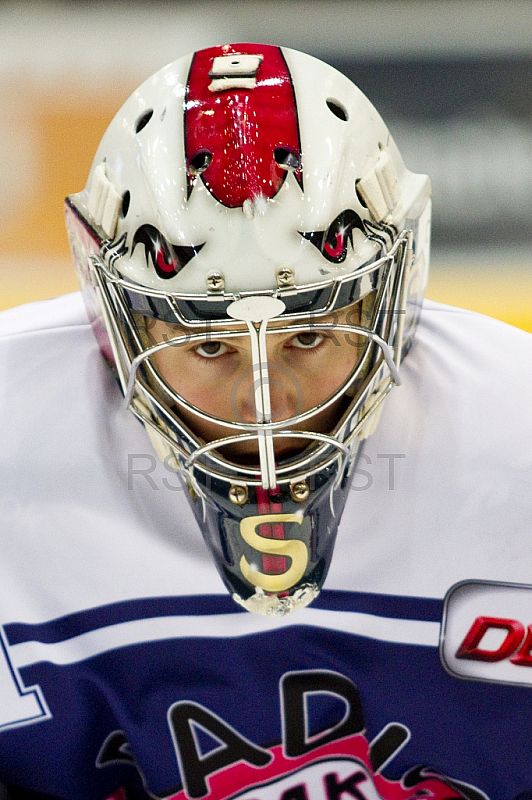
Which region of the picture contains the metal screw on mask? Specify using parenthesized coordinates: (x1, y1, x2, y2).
(229, 485, 248, 506)
(290, 481, 310, 502)
(276, 267, 295, 287)
(206, 271, 225, 292)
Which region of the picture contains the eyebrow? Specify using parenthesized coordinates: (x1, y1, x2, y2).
(149, 309, 350, 337)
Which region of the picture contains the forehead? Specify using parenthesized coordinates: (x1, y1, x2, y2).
(144, 301, 362, 338)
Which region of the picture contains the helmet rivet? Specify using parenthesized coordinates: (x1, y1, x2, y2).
(290, 481, 310, 502)
(206, 271, 225, 292)
(229, 485, 248, 506)
(276, 267, 295, 288)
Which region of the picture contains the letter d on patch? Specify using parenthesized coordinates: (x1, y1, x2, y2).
(440, 580, 532, 686)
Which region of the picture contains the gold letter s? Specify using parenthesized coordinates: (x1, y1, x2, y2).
(239, 514, 308, 593)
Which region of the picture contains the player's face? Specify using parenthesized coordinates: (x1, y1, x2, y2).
(144, 304, 364, 461)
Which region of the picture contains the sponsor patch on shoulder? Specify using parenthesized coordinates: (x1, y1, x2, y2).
(440, 580, 532, 686)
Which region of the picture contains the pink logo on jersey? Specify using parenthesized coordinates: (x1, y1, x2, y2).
(168, 733, 475, 800)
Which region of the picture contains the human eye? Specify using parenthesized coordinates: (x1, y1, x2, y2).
(288, 330, 326, 350)
(193, 340, 232, 359)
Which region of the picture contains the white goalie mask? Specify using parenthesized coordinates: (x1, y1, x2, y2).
(66, 43, 431, 615)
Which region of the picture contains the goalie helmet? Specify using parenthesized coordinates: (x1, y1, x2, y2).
(66, 43, 431, 615)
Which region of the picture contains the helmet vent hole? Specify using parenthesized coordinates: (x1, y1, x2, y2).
(120, 190, 131, 218)
(188, 150, 212, 175)
(355, 180, 367, 208)
(326, 98, 348, 121)
(135, 109, 154, 134)
(274, 147, 301, 171)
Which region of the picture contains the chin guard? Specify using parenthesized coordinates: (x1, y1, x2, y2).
(185, 451, 357, 616)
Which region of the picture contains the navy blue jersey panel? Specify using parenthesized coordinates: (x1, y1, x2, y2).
(1, 592, 531, 798)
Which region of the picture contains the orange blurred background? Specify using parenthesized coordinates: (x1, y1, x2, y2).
(1, 2, 531, 331)
(0, 82, 123, 308)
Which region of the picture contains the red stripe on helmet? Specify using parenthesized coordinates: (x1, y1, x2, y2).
(185, 44, 301, 208)
(256, 485, 287, 576)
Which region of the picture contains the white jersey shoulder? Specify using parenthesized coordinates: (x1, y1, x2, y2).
(0, 292, 88, 338)
(331, 298, 532, 597)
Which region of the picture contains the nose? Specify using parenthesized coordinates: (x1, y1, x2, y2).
(234, 361, 302, 424)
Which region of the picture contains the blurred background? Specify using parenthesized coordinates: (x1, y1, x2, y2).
(1, 0, 531, 329)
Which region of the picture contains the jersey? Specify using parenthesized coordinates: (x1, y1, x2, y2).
(0, 292, 531, 800)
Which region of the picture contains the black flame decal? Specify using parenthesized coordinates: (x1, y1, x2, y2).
(132, 225, 205, 280)
(300, 210, 366, 264)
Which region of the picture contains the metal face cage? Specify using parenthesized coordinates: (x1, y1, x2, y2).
(90, 229, 411, 494)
